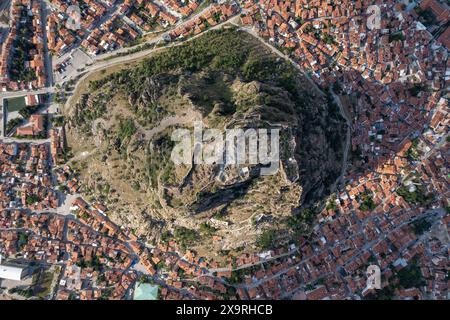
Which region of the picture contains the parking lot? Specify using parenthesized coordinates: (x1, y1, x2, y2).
(54, 48, 93, 84)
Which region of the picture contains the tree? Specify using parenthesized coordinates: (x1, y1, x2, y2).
(397, 259, 426, 289)
(174, 227, 199, 248)
(360, 192, 376, 212)
(256, 229, 277, 249)
(199, 222, 217, 237)
(26, 194, 39, 205)
(410, 218, 432, 236)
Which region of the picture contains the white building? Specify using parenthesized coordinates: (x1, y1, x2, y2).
(0, 264, 27, 281)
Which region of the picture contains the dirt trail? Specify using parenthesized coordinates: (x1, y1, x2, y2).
(142, 112, 201, 140)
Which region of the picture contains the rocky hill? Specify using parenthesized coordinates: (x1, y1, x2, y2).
(65, 29, 347, 255)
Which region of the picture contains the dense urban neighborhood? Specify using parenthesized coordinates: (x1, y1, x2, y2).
(0, 0, 448, 301)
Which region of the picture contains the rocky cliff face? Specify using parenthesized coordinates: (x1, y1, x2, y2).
(66, 29, 347, 253)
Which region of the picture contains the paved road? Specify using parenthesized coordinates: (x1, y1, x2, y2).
(0, 136, 51, 143)
(216, 208, 445, 291)
(0, 3, 229, 108)
(0, 87, 55, 100)
(93, 2, 216, 61)
(0, 25, 9, 42)
(0, 7, 239, 141)
(207, 248, 299, 275)
(40, 0, 54, 87)
(63, 14, 241, 112)
(0, 88, 55, 137)
(0, 0, 11, 54)
(0, 0, 11, 14)
(46, 0, 126, 65)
